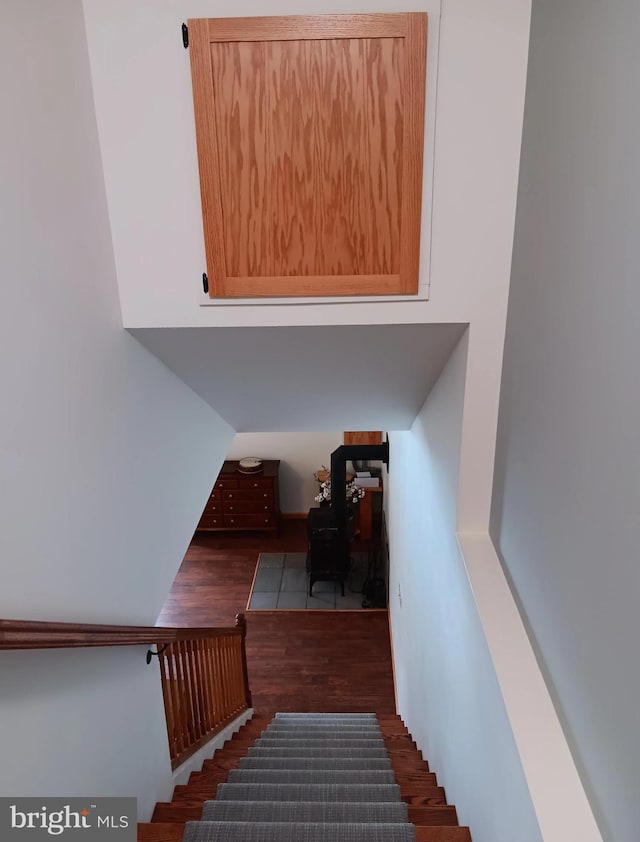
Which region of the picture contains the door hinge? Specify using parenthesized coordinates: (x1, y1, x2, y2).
(202, 273, 209, 294)
(182, 23, 189, 49)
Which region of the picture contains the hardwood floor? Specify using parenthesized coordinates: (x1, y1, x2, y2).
(157, 520, 396, 714)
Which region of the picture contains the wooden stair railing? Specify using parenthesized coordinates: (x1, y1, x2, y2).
(0, 613, 252, 770)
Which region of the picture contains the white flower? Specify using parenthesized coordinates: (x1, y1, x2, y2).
(313, 472, 365, 505)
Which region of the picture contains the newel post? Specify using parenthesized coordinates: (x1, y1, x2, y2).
(235, 612, 252, 707)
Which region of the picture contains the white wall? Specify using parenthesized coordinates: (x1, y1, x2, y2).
(491, 1, 640, 839)
(0, 648, 170, 821)
(0, 0, 234, 815)
(82, 0, 441, 319)
(226, 433, 343, 513)
(83, 0, 533, 535)
(130, 324, 466, 433)
(387, 336, 543, 842)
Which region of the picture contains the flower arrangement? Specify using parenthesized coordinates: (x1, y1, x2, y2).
(313, 466, 366, 506)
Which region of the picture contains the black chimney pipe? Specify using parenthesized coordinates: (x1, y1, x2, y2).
(329, 441, 389, 534)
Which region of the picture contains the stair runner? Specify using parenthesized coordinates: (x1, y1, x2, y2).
(182, 713, 416, 841)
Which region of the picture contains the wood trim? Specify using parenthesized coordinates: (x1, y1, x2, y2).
(188, 19, 228, 293)
(203, 14, 409, 42)
(0, 619, 242, 650)
(219, 274, 401, 298)
(399, 13, 427, 293)
(344, 431, 383, 446)
(169, 706, 249, 771)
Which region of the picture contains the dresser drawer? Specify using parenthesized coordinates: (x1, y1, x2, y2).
(224, 499, 274, 514)
(224, 514, 276, 528)
(214, 478, 238, 491)
(238, 476, 274, 489)
(223, 489, 274, 502)
(198, 514, 223, 529)
(196, 459, 280, 533)
(203, 500, 223, 514)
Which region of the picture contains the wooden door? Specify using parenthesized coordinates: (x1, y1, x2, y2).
(188, 14, 427, 298)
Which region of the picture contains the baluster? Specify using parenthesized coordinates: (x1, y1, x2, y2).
(166, 642, 185, 759)
(234, 635, 244, 708)
(158, 646, 176, 760)
(196, 639, 212, 733)
(206, 637, 220, 728)
(220, 636, 231, 717)
(185, 640, 201, 741)
(156, 624, 251, 770)
(179, 640, 196, 746)
(192, 639, 207, 737)
(223, 636, 232, 716)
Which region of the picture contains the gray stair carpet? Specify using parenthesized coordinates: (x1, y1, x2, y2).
(216, 783, 401, 801)
(227, 769, 396, 784)
(201, 801, 408, 823)
(247, 747, 389, 758)
(255, 738, 386, 748)
(274, 713, 378, 720)
(240, 757, 392, 770)
(183, 712, 415, 842)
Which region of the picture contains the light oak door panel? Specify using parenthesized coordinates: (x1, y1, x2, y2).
(344, 431, 383, 446)
(188, 13, 427, 298)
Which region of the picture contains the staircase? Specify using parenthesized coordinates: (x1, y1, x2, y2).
(141, 713, 471, 841)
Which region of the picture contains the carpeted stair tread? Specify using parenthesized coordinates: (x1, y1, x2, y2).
(264, 726, 385, 740)
(263, 722, 382, 735)
(201, 800, 409, 823)
(150, 711, 466, 842)
(227, 769, 396, 784)
(182, 821, 416, 842)
(216, 783, 401, 802)
(265, 728, 381, 737)
(275, 713, 378, 719)
(239, 757, 392, 770)
(248, 747, 389, 759)
(255, 738, 385, 748)
(267, 722, 381, 729)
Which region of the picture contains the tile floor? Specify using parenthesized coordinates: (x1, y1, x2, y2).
(247, 552, 367, 610)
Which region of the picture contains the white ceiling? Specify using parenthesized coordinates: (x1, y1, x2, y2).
(131, 323, 467, 432)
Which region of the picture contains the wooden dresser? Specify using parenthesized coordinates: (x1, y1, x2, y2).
(196, 460, 281, 535)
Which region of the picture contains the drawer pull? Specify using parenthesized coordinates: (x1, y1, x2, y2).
(263, 493, 268, 498)
(229, 506, 233, 511)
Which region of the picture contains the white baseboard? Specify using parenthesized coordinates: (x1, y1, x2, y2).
(171, 708, 254, 786)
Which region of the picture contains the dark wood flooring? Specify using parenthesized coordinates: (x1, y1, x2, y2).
(157, 520, 396, 714)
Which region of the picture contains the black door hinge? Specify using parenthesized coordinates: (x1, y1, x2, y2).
(202, 273, 209, 294)
(182, 23, 189, 49)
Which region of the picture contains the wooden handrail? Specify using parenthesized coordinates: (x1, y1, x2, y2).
(0, 618, 243, 650)
(0, 613, 253, 770)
